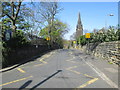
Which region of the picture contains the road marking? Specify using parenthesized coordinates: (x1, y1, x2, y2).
(69, 69, 81, 74)
(66, 56, 75, 62)
(66, 66, 96, 79)
(84, 74, 95, 79)
(77, 78, 98, 88)
(0, 76, 33, 87)
(39, 51, 55, 63)
(34, 64, 44, 67)
(40, 59, 47, 64)
(66, 66, 81, 74)
(34, 58, 48, 67)
(66, 66, 77, 70)
(17, 68, 26, 73)
(80, 56, 118, 88)
(34, 53, 52, 67)
(69, 61, 77, 63)
(42, 51, 54, 59)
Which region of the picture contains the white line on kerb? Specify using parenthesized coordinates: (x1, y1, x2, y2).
(80, 57, 118, 88)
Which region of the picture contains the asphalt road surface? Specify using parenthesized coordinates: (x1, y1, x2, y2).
(1, 49, 118, 89)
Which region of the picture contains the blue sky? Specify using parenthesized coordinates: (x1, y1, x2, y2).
(57, 2, 118, 40)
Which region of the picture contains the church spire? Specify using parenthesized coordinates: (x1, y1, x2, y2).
(76, 12, 83, 38)
(78, 12, 81, 25)
(77, 12, 82, 29)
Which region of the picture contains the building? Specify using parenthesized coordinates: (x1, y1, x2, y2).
(76, 12, 83, 38)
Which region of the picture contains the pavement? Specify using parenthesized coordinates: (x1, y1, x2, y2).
(0, 49, 119, 89)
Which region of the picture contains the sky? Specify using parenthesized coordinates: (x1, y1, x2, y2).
(57, 2, 118, 40)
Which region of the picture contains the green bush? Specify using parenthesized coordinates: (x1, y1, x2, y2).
(78, 35, 88, 46)
(77, 27, 119, 46)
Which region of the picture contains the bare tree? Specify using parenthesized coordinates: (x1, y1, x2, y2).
(70, 32, 76, 40)
(37, 2, 62, 44)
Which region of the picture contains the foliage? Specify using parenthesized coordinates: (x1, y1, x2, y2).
(2, 2, 32, 48)
(77, 27, 119, 46)
(2, 2, 32, 33)
(39, 20, 69, 48)
(77, 35, 88, 46)
(116, 29, 120, 40)
(3, 30, 30, 49)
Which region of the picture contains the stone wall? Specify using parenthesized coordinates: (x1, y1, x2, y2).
(80, 41, 120, 66)
(2, 45, 49, 68)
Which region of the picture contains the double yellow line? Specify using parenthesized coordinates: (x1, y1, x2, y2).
(66, 66, 98, 88)
(34, 52, 55, 67)
(66, 66, 80, 75)
(77, 78, 98, 88)
(17, 68, 26, 73)
(0, 76, 33, 87)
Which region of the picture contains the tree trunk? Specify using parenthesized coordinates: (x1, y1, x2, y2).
(11, 20, 16, 36)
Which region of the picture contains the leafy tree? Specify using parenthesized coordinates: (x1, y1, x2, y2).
(2, 2, 33, 35)
(2, 1, 22, 34)
(39, 20, 69, 48)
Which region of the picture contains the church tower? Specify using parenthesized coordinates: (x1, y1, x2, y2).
(76, 12, 83, 38)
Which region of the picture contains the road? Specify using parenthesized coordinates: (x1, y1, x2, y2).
(1, 49, 118, 89)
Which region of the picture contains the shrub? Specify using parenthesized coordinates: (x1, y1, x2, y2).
(77, 27, 119, 46)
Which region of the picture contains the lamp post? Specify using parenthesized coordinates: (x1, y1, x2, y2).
(105, 14, 114, 30)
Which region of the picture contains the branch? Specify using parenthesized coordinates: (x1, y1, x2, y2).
(6, 13, 13, 21)
(14, 1, 22, 20)
(11, 2, 14, 17)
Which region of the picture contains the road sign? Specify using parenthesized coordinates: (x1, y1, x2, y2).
(46, 37, 50, 41)
(73, 41, 76, 44)
(5, 30, 12, 41)
(85, 33, 90, 38)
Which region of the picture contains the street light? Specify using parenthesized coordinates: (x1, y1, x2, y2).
(109, 14, 114, 16)
(105, 14, 114, 29)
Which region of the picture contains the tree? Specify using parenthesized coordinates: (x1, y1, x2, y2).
(2, 1, 22, 34)
(39, 20, 69, 48)
(38, 2, 62, 42)
(70, 32, 76, 40)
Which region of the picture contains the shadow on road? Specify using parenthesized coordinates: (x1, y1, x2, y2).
(30, 70, 62, 90)
(19, 80, 32, 90)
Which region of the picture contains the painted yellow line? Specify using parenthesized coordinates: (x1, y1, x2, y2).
(66, 66, 80, 74)
(0, 76, 33, 87)
(40, 59, 47, 64)
(84, 74, 95, 79)
(17, 68, 26, 73)
(69, 70, 81, 74)
(77, 78, 98, 88)
(34, 64, 44, 67)
(43, 55, 50, 58)
(42, 52, 53, 59)
(66, 66, 77, 70)
(66, 66, 95, 78)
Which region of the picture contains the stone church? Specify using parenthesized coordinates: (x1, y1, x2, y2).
(76, 12, 83, 38)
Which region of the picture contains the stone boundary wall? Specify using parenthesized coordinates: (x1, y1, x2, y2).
(80, 41, 120, 66)
(2, 45, 51, 68)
